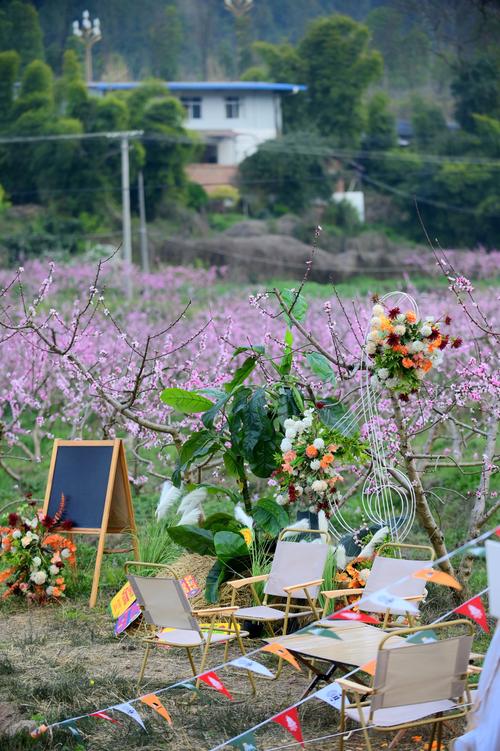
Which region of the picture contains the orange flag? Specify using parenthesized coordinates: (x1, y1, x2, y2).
(262, 643, 301, 671)
(413, 568, 462, 590)
(140, 694, 173, 726)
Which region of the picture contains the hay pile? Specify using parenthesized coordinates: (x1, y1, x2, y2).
(159, 553, 253, 608)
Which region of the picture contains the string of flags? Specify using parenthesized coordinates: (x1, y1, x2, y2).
(30, 526, 496, 744)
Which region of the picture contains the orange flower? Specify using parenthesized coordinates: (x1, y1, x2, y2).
(379, 316, 393, 332)
(0, 567, 14, 583)
(305, 445, 318, 458)
(327, 444, 338, 453)
(55, 577, 65, 585)
(428, 336, 442, 352)
(320, 453, 334, 469)
(52, 587, 62, 597)
(405, 311, 417, 323)
(283, 450, 296, 463)
(393, 344, 409, 355)
(282, 463, 293, 474)
(402, 357, 415, 368)
(421, 359, 433, 372)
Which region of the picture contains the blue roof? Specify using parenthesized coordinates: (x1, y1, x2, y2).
(88, 81, 306, 93)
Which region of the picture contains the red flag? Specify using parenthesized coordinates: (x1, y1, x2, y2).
(273, 707, 304, 747)
(90, 711, 121, 724)
(495, 526, 500, 538)
(198, 671, 233, 700)
(328, 610, 380, 625)
(454, 595, 490, 633)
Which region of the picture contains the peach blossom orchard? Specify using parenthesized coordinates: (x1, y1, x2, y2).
(0, 253, 498, 589)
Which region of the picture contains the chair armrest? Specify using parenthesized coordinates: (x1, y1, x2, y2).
(321, 588, 365, 598)
(403, 595, 425, 602)
(467, 665, 482, 675)
(469, 652, 484, 662)
(192, 606, 239, 616)
(226, 574, 269, 590)
(336, 678, 374, 694)
(283, 578, 324, 594)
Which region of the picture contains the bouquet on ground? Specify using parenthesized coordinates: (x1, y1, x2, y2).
(273, 407, 368, 516)
(0, 496, 76, 603)
(366, 300, 461, 398)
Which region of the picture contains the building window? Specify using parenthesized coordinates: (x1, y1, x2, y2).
(225, 96, 240, 119)
(181, 96, 202, 119)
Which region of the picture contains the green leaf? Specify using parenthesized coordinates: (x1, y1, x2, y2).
(223, 451, 241, 479)
(225, 356, 258, 393)
(253, 498, 289, 536)
(205, 559, 229, 604)
(160, 387, 214, 414)
(305, 627, 341, 640)
(199, 483, 241, 504)
(179, 429, 215, 466)
(279, 328, 293, 376)
(306, 352, 337, 385)
(203, 513, 242, 535)
(213, 530, 249, 563)
(281, 289, 308, 324)
(231, 345, 265, 358)
(202, 393, 230, 428)
(166, 525, 215, 556)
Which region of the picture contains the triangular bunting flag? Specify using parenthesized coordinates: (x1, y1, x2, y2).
(327, 610, 380, 625)
(315, 682, 344, 709)
(113, 702, 146, 730)
(140, 694, 173, 725)
(273, 707, 304, 747)
(495, 526, 500, 537)
(229, 656, 274, 678)
(305, 626, 341, 640)
(360, 659, 377, 676)
(179, 681, 199, 693)
(262, 642, 301, 670)
(454, 595, 490, 633)
(199, 671, 233, 700)
(90, 711, 121, 724)
(231, 730, 259, 750)
(406, 629, 438, 644)
(413, 568, 462, 590)
(67, 725, 83, 738)
(360, 588, 419, 615)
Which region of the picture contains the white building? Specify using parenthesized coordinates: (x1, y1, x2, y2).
(89, 81, 305, 191)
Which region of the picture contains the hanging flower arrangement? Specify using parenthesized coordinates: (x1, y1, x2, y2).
(0, 496, 76, 603)
(366, 300, 461, 397)
(273, 408, 368, 516)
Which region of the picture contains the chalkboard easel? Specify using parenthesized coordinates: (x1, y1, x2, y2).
(42, 439, 139, 607)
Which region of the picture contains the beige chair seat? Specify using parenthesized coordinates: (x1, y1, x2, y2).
(235, 605, 311, 621)
(346, 699, 457, 728)
(156, 628, 248, 647)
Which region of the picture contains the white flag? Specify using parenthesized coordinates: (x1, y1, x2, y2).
(113, 702, 146, 730)
(229, 656, 274, 678)
(360, 588, 419, 615)
(315, 682, 345, 709)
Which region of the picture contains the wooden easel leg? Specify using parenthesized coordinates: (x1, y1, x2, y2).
(89, 527, 108, 608)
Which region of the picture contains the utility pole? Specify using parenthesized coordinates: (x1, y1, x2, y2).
(120, 136, 133, 298)
(137, 171, 150, 273)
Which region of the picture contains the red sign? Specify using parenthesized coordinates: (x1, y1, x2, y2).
(454, 595, 490, 633)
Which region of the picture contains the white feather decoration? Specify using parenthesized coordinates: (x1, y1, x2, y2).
(359, 526, 389, 559)
(234, 503, 254, 529)
(156, 481, 183, 521)
(177, 487, 207, 516)
(281, 518, 310, 538)
(335, 544, 347, 571)
(178, 507, 202, 526)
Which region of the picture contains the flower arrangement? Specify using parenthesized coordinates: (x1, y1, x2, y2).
(274, 408, 368, 516)
(0, 496, 76, 603)
(366, 300, 461, 398)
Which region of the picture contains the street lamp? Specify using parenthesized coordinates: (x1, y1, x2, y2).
(72, 10, 101, 83)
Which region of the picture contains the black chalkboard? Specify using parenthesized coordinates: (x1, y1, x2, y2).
(45, 443, 115, 530)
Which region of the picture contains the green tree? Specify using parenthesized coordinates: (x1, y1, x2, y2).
(298, 15, 382, 145)
(411, 95, 447, 152)
(365, 92, 396, 151)
(238, 132, 332, 214)
(451, 55, 500, 132)
(0, 51, 20, 127)
(4, 1, 44, 67)
(150, 4, 183, 80)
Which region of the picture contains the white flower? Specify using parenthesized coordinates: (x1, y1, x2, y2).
(283, 418, 296, 429)
(313, 438, 325, 450)
(425, 316, 435, 323)
(46, 586, 55, 596)
(386, 377, 399, 388)
(280, 437, 292, 452)
(370, 316, 381, 327)
(421, 325, 432, 337)
(21, 533, 33, 548)
(367, 331, 379, 342)
(32, 556, 42, 567)
(275, 494, 287, 506)
(377, 368, 389, 381)
(49, 564, 59, 575)
(311, 479, 327, 493)
(301, 417, 313, 429)
(304, 407, 314, 416)
(370, 375, 379, 387)
(393, 324, 406, 336)
(12, 530, 22, 539)
(295, 485, 304, 496)
(29, 517, 38, 529)
(30, 570, 47, 585)
(409, 340, 424, 353)
(372, 304, 384, 316)
(396, 314, 406, 324)
(359, 569, 371, 584)
(310, 459, 321, 470)
(61, 548, 71, 559)
(416, 369, 426, 380)
(285, 427, 296, 439)
(366, 342, 377, 355)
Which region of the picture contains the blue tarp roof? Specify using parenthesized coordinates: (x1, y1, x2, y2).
(88, 81, 307, 93)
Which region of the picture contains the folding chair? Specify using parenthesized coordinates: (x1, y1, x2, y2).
(337, 620, 475, 751)
(225, 529, 329, 674)
(322, 542, 435, 627)
(125, 562, 255, 693)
